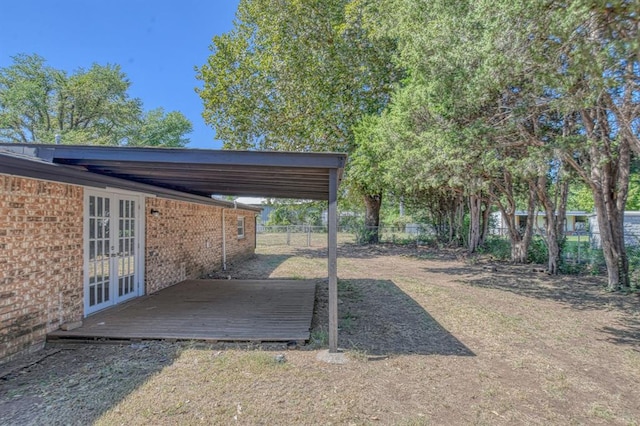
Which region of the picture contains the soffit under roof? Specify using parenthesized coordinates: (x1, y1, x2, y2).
(0, 144, 347, 201)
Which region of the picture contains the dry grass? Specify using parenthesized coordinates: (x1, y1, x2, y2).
(2, 244, 639, 425)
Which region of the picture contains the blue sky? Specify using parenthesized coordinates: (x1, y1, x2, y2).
(0, 0, 241, 149)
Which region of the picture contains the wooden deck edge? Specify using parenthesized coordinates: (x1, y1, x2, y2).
(47, 335, 309, 345)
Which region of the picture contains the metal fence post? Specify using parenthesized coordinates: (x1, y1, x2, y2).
(307, 224, 311, 247)
(287, 226, 291, 246)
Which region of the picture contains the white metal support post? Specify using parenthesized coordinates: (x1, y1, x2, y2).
(328, 168, 339, 353)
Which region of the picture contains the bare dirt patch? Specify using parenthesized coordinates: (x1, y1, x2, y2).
(1, 244, 639, 425)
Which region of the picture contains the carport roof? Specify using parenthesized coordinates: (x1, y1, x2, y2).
(0, 144, 347, 200)
(0, 143, 345, 354)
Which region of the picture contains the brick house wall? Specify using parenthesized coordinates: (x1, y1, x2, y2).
(1, 173, 258, 362)
(224, 208, 256, 264)
(0, 175, 84, 360)
(145, 198, 256, 294)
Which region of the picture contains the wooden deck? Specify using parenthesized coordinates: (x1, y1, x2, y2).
(48, 279, 317, 343)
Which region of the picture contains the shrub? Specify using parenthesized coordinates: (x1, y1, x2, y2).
(527, 236, 548, 264)
(478, 236, 511, 260)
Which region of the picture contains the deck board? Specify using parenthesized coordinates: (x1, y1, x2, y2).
(48, 279, 317, 342)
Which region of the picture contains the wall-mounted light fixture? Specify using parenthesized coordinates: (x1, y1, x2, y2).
(150, 208, 161, 217)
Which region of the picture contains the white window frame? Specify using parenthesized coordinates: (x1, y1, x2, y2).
(237, 216, 245, 239)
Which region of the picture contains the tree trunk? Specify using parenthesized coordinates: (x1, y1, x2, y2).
(566, 134, 630, 290)
(455, 195, 465, 245)
(542, 205, 560, 275)
(592, 171, 629, 290)
(363, 193, 382, 244)
(593, 188, 627, 290)
(480, 197, 491, 246)
(555, 179, 569, 245)
(577, 106, 631, 291)
(511, 239, 528, 264)
(515, 186, 536, 263)
(468, 194, 482, 253)
(536, 176, 569, 275)
(448, 207, 455, 243)
(494, 180, 537, 263)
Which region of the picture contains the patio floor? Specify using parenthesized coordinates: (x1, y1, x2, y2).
(48, 279, 317, 343)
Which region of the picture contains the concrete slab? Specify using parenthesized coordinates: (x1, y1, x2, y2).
(316, 349, 348, 364)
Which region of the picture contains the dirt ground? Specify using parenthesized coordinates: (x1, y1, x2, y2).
(1, 244, 639, 425)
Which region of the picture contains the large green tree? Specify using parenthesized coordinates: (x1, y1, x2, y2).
(536, 0, 639, 289)
(359, 0, 542, 256)
(0, 54, 192, 147)
(197, 0, 399, 241)
(365, 0, 638, 288)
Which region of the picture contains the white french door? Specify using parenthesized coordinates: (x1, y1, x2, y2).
(84, 190, 144, 315)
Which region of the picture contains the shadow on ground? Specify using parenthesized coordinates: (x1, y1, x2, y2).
(292, 243, 462, 261)
(0, 342, 181, 426)
(426, 265, 638, 315)
(425, 263, 640, 348)
(599, 315, 640, 348)
(208, 253, 293, 279)
(312, 278, 474, 357)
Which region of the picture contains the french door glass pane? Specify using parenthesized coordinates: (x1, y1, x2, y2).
(117, 198, 136, 298)
(87, 195, 112, 309)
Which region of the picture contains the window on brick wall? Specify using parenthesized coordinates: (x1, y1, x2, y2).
(237, 216, 245, 239)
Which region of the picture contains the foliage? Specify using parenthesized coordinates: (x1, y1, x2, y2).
(362, 0, 639, 289)
(349, 115, 388, 198)
(534, 0, 639, 289)
(125, 108, 192, 147)
(197, 0, 637, 289)
(265, 201, 324, 226)
(197, 0, 398, 153)
(197, 0, 401, 242)
(567, 183, 595, 212)
(626, 246, 640, 291)
(361, 1, 542, 256)
(0, 54, 191, 146)
(478, 237, 511, 261)
(527, 237, 549, 265)
(380, 210, 413, 229)
(625, 162, 640, 211)
(353, 226, 379, 245)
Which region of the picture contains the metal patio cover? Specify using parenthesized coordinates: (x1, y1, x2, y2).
(1, 143, 345, 353)
(28, 144, 346, 200)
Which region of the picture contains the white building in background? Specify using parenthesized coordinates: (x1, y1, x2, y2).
(234, 197, 272, 225)
(589, 212, 640, 248)
(489, 210, 640, 248)
(320, 210, 359, 226)
(490, 211, 590, 235)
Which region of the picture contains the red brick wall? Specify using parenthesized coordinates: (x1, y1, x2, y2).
(0, 175, 84, 360)
(145, 198, 256, 294)
(223, 208, 256, 266)
(0, 173, 257, 361)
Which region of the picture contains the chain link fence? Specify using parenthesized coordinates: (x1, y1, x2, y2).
(256, 225, 348, 247)
(258, 224, 640, 276)
(485, 228, 640, 279)
(490, 228, 595, 263)
(256, 224, 435, 248)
